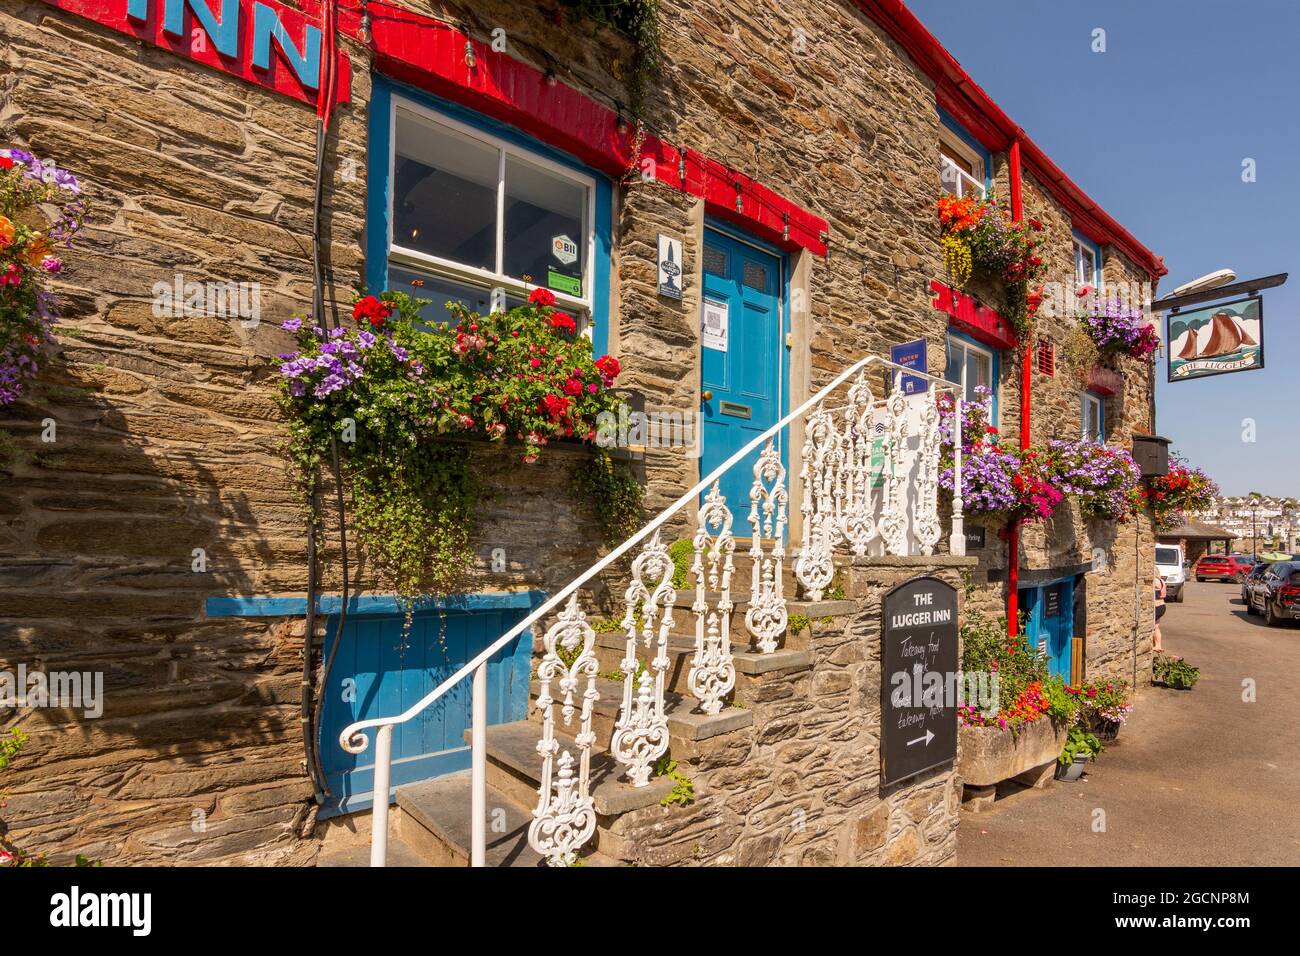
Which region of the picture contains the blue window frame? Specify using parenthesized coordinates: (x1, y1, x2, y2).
(945, 329, 999, 424)
(366, 76, 613, 356)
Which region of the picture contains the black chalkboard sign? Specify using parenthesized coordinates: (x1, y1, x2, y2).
(1045, 587, 1061, 618)
(881, 576, 959, 786)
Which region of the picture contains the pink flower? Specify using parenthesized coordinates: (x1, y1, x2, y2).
(41, 256, 62, 273)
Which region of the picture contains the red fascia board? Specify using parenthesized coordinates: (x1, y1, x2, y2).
(343, 3, 826, 256)
(855, 0, 1166, 280)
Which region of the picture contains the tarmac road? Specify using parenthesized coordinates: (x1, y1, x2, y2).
(956, 578, 1300, 866)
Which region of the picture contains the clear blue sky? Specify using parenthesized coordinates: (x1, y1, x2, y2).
(907, 0, 1299, 497)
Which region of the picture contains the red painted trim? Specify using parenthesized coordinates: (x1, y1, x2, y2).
(1007, 525, 1020, 640)
(1008, 138, 1027, 641)
(39, 0, 351, 107)
(853, 0, 1165, 280)
(346, 4, 827, 256)
(931, 281, 1016, 351)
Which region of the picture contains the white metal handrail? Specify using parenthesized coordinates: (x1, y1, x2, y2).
(340, 354, 964, 866)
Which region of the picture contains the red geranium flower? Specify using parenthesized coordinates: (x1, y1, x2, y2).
(549, 311, 576, 334)
(0, 156, 12, 170)
(594, 354, 620, 385)
(352, 295, 392, 326)
(562, 377, 584, 397)
(529, 288, 556, 307)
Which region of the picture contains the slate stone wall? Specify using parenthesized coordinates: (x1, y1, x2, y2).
(0, 0, 1158, 864)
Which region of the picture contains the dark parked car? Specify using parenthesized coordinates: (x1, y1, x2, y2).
(1195, 553, 1258, 583)
(1244, 561, 1300, 627)
(1241, 563, 1270, 604)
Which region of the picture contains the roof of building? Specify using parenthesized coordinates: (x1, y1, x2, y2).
(857, 1, 1167, 279)
(1156, 519, 1237, 541)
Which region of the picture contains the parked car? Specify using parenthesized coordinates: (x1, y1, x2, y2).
(1241, 563, 1269, 604)
(1244, 561, 1300, 626)
(1155, 544, 1185, 602)
(1195, 553, 1258, 583)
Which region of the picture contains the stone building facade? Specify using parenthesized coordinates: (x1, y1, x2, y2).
(0, 0, 1163, 865)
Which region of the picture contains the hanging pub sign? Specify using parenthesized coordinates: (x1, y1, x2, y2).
(1167, 296, 1264, 382)
(39, 0, 351, 107)
(880, 576, 959, 786)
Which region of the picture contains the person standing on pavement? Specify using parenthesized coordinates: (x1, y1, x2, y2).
(1153, 565, 1167, 652)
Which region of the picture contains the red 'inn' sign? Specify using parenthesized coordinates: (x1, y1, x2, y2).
(39, 0, 350, 106)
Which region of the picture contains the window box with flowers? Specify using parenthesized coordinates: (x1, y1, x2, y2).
(274, 287, 640, 601)
(936, 194, 1048, 344)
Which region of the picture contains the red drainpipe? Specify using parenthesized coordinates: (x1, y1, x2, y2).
(1007, 138, 1028, 639)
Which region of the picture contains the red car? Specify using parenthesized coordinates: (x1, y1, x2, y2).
(1195, 553, 1259, 583)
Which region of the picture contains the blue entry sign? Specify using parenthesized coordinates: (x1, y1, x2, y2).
(890, 338, 928, 395)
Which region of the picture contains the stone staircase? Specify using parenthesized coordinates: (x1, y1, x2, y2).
(319, 577, 856, 868)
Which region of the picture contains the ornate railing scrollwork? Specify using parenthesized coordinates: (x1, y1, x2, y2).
(528, 594, 599, 866)
(745, 440, 788, 653)
(610, 530, 674, 787)
(688, 482, 737, 713)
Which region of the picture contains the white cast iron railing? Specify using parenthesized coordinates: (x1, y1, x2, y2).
(340, 355, 964, 866)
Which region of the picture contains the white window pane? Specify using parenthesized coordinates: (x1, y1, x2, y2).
(945, 344, 962, 385)
(393, 112, 499, 270)
(503, 155, 586, 296)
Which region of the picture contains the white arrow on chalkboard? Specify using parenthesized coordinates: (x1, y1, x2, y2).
(907, 730, 935, 747)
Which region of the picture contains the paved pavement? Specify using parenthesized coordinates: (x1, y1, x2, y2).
(957, 579, 1300, 866)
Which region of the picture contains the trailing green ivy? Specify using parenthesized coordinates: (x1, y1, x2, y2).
(559, 0, 661, 121)
(574, 449, 644, 546)
(275, 289, 625, 602)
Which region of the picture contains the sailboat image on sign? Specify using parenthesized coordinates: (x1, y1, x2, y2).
(1167, 297, 1264, 381)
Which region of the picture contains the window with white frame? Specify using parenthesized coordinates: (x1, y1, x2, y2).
(387, 100, 596, 328)
(946, 335, 996, 420)
(1073, 237, 1099, 290)
(1081, 391, 1105, 442)
(939, 138, 986, 200)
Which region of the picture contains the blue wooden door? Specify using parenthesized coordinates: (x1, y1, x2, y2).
(1020, 581, 1074, 680)
(700, 228, 783, 514)
(318, 608, 532, 817)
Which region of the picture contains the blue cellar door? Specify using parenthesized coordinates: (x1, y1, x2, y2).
(700, 228, 783, 514)
(1020, 581, 1074, 680)
(318, 607, 532, 817)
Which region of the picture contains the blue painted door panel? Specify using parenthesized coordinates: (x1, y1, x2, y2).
(318, 608, 531, 817)
(700, 228, 782, 516)
(1019, 581, 1073, 680)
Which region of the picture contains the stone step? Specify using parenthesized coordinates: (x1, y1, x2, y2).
(527, 676, 753, 758)
(468, 719, 679, 819)
(396, 771, 544, 867)
(394, 770, 619, 867)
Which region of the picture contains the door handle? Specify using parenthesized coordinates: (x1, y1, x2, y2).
(701, 390, 714, 401)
